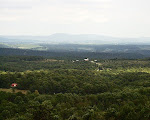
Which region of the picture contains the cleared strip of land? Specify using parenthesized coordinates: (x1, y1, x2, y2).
(0, 88, 27, 94)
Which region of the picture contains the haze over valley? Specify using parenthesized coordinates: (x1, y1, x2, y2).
(1, 33, 150, 45)
(1, 0, 150, 120)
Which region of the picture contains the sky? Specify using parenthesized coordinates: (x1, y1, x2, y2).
(0, 0, 150, 37)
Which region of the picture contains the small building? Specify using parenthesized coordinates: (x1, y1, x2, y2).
(11, 83, 18, 87)
(84, 58, 89, 61)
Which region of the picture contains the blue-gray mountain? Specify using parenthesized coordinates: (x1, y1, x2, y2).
(0, 33, 150, 44)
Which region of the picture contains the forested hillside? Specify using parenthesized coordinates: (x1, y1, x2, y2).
(0, 48, 145, 59)
(1, 56, 150, 119)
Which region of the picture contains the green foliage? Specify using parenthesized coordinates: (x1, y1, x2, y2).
(1, 90, 150, 120)
(0, 56, 97, 72)
(1, 56, 150, 119)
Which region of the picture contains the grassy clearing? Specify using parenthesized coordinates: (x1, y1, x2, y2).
(16, 44, 41, 49)
(13, 44, 47, 50)
(0, 88, 28, 94)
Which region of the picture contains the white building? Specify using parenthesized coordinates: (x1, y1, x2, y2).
(84, 58, 89, 61)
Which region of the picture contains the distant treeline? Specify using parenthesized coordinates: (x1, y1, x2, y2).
(0, 56, 97, 72)
(0, 56, 44, 62)
(0, 48, 145, 59)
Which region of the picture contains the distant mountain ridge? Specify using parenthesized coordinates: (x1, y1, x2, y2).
(0, 33, 150, 45)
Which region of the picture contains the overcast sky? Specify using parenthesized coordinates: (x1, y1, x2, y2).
(0, 0, 150, 37)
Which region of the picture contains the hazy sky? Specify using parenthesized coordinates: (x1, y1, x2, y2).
(0, 0, 150, 37)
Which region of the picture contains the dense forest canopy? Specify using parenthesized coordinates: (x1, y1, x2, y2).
(0, 55, 150, 119)
(0, 48, 146, 59)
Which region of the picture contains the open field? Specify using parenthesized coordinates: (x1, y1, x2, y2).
(0, 88, 28, 94)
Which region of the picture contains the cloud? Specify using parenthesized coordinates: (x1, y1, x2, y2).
(0, 0, 111, 23)
(0, 0, 112, 36)
(0, 0, 42, 10)
(0, 0, 150, 37)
